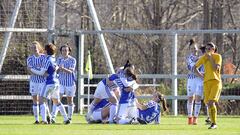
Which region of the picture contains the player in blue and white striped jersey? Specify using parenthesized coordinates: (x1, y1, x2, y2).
(136, 92, 168, 124)
(115, 66, 139, 124)
(186, 39, 204, 125)
(30, 43, 70, 124)
(27, 41, 46, 124)
(51, 44, 76, 122)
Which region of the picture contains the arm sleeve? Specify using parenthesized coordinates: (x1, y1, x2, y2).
(70, 58, 76, 70)
(215, 54, 222, 66)
(195, 56, 204, 69)
(30, 68, 46, 75)
(121, 78, 139, 90)
(27, 57, 32, 68)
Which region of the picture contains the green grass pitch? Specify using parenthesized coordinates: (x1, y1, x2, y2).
(0, 115, 239, 135)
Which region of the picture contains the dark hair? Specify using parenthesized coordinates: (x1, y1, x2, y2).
(199, 45, 206, 53)
(156, 92, 168, 112)
(45, 43, 57, 55)
(124, 67, 137, 80)
(60, 44, 72, 54)
(188, 38, 195, 48)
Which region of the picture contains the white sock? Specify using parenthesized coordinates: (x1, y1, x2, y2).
(40, 104, 46, 122)
(118, 118, 131, 124)
(33, 104, 39, 121)
(108, 103, 117, 123)
(51, 104, 59, 119)
(194, 101, 201, 117)
(68, 104, 74, 119)
(187, 100, 193, 117)
(88, 102, 96, 114)
(45, 104, 51, 118)
(58, 103, 68, 121)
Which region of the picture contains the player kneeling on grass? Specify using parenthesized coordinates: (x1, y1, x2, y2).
(29, 43, 70, 124)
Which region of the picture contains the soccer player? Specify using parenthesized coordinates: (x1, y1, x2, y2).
(27, 41, 46, 124)
(194, 42, 222, 129)
(115, 67, 139, 124)
(186, 39, 204, 125)
(30, 43, 70, 124)
(136, 92, 168, 124)
(51, 44, 76, 123)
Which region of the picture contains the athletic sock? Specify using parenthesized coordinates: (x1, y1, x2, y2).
(68, 104, 74, 119)
(58, 103, 68, 121)
(51, 104, 58, 119)
(33, 104, 39, 121)
(108, 103, 117, 123)
(194, 101, 201, 117)
(187, 100, 193, 117)
(40, 103, 46, 122)
(88, 102, 96, 114)
(210, 105, 217, 124)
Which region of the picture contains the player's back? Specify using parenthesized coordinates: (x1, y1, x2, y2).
(186, 53, 198, 79)
(44, 56, 58, 85)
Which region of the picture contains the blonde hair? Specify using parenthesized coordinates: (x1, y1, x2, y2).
(32, 41, 44, 54)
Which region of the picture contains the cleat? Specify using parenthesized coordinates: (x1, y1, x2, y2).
(34, 120, 40, 124)
(130, 118, 139, 124)
(137, 118, 147, 124)
(68, 118, 72, 123)
(205, 118, 211, 125)
(193, 117, 198, 125)
(188, 117, 193, 125)
(208, 123, 217, 129)
(50, 118, 56, 124)
(47, 116, 51, 124)
(64, 119, 71, 125)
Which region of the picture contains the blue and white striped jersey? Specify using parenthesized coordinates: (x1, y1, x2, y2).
(115, 77, 138, 105)
(27, 54, 46, 83)
(93, 99, 110, 112)
(42, 55, 59, 85)
(186, 53, 198, 79)
(138, 100, 160, 124)
(57, 56, 76, 86)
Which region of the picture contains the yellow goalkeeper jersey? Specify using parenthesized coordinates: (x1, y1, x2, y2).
(195, 53, 222, 82)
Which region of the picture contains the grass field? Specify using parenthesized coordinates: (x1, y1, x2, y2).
(0, 115, 239, 135)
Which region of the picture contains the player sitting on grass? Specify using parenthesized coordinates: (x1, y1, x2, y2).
(136, 92, 168, 124)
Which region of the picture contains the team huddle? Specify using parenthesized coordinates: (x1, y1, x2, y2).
(85, 63, 168, 124)
(27, 39, 222, 128)
(27, 41, 76, 124)
(27, 41, 168, 125)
